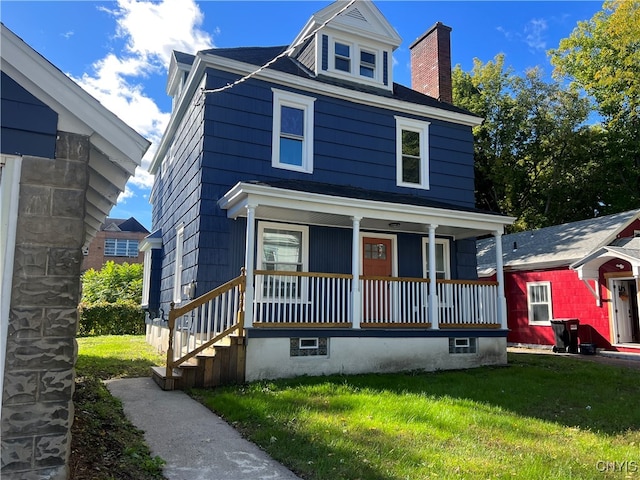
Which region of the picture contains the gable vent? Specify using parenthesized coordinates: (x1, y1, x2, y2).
(345, 8, 367, 22)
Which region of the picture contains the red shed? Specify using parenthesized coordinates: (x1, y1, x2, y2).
(477, 209, 640, 354)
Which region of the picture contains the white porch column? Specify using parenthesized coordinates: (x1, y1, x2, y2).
(244, 204, 257, 328)
(494, 230, 507, 329)
(428, 224, 439, 329)
(351, 216, 362, 329)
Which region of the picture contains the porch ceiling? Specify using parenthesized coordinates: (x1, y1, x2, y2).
(218, 182, 514, 240)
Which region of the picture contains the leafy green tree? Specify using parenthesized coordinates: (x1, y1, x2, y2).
(81, 261, 143, 304)
(550, 0, 640, 213)
(453, 57, 595, 231)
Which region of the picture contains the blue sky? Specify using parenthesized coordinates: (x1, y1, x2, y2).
(1, 0, 603, 230)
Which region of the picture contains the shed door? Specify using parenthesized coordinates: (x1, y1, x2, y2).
(362, 237, 392, 321)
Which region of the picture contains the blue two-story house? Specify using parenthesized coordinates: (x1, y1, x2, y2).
(143, 0, 514, 389)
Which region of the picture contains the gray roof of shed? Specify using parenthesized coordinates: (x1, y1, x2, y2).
(476, 209, 640, 274)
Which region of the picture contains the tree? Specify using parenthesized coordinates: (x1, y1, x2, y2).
(550, 0, 640, 213)
(453, 56, 596, 231)
(81, 261, 143, 304)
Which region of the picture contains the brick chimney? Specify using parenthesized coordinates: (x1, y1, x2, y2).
(409, 22, 453, 103)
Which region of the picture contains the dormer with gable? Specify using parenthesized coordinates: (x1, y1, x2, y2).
(289, 0, 401, 91)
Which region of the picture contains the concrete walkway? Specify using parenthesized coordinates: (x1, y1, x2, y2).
(106, 377, 302, 480)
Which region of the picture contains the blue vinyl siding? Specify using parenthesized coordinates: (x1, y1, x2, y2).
(150, 66, 479, 314)
(1, 71, 57, 158)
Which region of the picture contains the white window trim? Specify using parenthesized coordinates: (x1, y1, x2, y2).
(327, 36, 385, 87)
(173, 225, 184, 304)
(395, 116, 430, 190)
(256, 221, 309, 302)
(527, 281, 553, 325)
(421, 237, 451, 280)
(271, 88, 315, 174)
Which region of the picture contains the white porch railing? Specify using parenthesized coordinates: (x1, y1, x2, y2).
(437, 279, 499, 328)
(253, 271, 353, 326)
(252, 271, 500, 328)
(167, 275, 245, 371)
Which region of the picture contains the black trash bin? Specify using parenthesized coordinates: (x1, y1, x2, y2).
(550, 319, 580, 353)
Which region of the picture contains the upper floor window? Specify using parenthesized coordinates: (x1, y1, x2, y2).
(527, 282, 553, 325)
(360, 50, 376, 78)
(272, 89, 315, 174)
(104, 238, 139, 257)
(395, 116, 430, 189)
(334, 42, 351, 72)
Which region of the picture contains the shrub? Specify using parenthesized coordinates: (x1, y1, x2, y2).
(78, 301, 145, 337)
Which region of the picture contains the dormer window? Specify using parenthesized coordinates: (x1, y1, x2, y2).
(334, 42, 351, 72)
(360, 50, 376, 78)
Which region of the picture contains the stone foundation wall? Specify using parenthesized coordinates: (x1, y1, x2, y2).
(1, 132, 89, 480)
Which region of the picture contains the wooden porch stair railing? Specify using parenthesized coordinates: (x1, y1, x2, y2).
(151, 272, 247, 391)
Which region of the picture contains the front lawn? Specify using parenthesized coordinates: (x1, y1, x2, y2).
(192, 353, 640, 480)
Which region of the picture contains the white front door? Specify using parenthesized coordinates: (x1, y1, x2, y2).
(610, 279, 638, 344)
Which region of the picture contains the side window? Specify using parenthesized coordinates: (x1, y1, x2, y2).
(395, 116, 430, 189)
(422, 238, 450, 279)
(271, 89, 315, 173)
(527, 282, 553, 325)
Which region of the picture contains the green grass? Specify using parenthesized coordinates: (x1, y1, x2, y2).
(71, 335, 167, 480)
(191, 353, 640, 480)
(76, 334, 165, 379)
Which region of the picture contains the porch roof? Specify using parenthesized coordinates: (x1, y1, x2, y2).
(571, 237, 640, 280)
(218, 181, 514, 240)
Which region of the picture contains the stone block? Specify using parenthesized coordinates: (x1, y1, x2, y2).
(13, 245, 48, 277)
(43, 308, 78, 337)
(11, 275, 79, 308)
(34, 435, 67, 468)
(15, 216, 85, 248)
(51, 189, 85, 218)
(20, 156, 87, 190)
(1, 401, 71, 436)
(0, 466, 67, 480)
(47, 248, 82, 276)
(55, 131, 89, 161)
(18, 185, 51, 216)
(40, 370, 74, 403)
(1, 436, 33, 472)
(8, 307, 44, 339)
(2, 371, 38, 405)
(4, 337, 76, 371)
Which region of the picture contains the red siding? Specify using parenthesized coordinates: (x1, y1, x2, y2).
(504, 267, 613, 348)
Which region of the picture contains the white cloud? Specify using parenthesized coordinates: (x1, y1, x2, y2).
(73, 0, 214, 191)
(524, 18, 548, 52)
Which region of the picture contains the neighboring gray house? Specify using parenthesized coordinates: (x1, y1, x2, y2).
(1, 24, 149, 479)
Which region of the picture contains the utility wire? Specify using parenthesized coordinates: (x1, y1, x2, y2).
(200, 0, 357, 95)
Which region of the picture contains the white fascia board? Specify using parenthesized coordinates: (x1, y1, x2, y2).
(200, 54, 483, 127)
(149, 57, 207, 175)
(0, 25, 150, 165)
(140, 236, 163, 252)
(219, 182, 515, 233)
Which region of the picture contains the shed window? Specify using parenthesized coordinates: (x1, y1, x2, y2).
(527, 282, 553, 325)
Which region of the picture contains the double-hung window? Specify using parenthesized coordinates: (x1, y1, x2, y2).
(527, 282, 553, 325)
(257, 222, 309, 300)
(395, 116, 430, 189)
(334, 42, 351, 72)
(272, 89, 315, 173)
(422, 238, 450, 280)
(359, 50, 376, 78)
